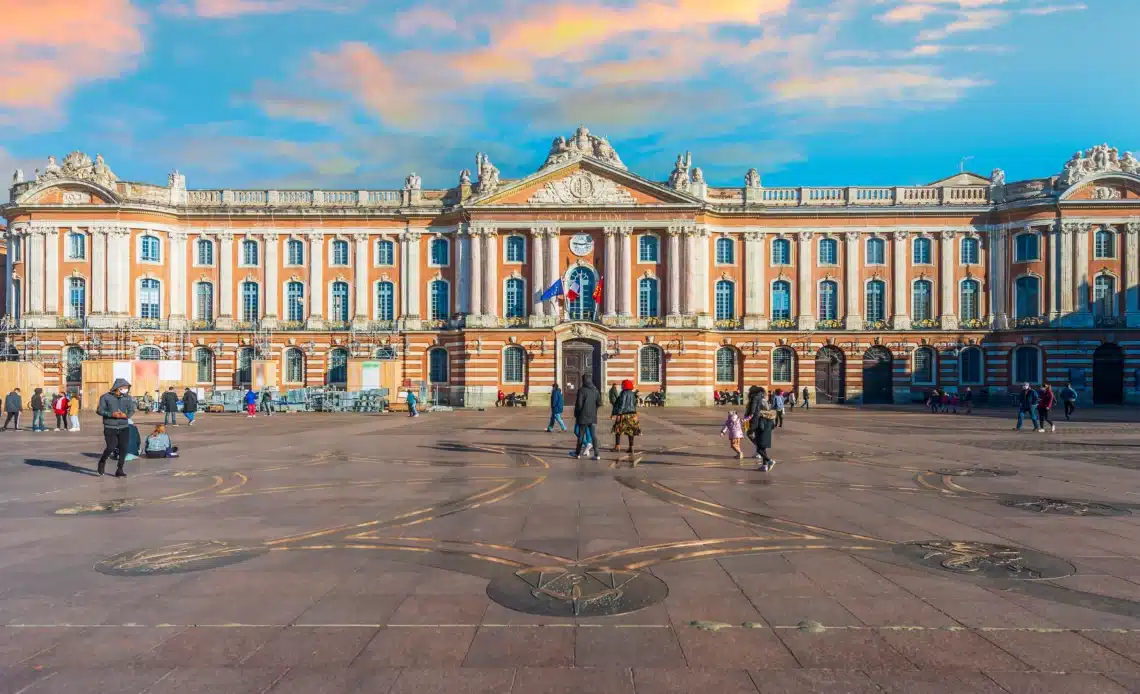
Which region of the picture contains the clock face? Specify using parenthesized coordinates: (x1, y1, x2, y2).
(569, 234, 594, 257)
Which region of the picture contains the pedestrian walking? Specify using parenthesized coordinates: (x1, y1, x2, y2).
(2, 388, 22, 431)
(95, 378, 136, 477)
(573, 421, 594, 458)
(801, 387, 810, 409)
(772, 389, 786, 427)
(52, 392, 69, 431)
(29, 388, 47, 432)
(1061, 383, 1077, 420)
(259, 388, 275, 416)
(181, 387, 198, 425)
(1015, 382, 1042, 432)
(786, 390, 796, 410)
(612, 379, 641, 454)
(68, 391, 81, 431)
(243, 388, 257, 417)
(406, 388, 419, 417)
(744, 385, 777, 471)
(607, 381, 619, 414)
(963, 386, 974, 415)
(546, 383, 567, 432)
(950, 392, 959, 414)
(572, 374, 602, 460)
(720, 410, 746, 459)
(927, 388, 939, 413)
(161, 386, 180, 426)
(1038, 384, 1057, 433)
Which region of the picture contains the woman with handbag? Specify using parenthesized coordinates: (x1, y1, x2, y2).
(743, 385, 777, 471)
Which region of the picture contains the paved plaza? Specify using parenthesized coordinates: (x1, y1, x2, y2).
(4, 404, 1140, 693)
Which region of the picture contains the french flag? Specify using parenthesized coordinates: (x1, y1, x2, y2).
(566, 278, 581, 301)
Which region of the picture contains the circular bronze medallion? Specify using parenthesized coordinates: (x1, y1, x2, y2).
(487, 565, 668, 618)
(933, 467, 1018, 477)
(894, 540, 1074, 581)
(998, 495, 1131, 517)
(94, 540, 267, 576)
(54, 498, 141, 516)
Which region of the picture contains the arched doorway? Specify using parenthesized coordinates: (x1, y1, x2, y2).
(561, 338, 601, 405)
(815, 346, 846, 404)
(64, 346, 85, 391)
(1093, 343, 1124, 405)
(862, 346, 894, 404)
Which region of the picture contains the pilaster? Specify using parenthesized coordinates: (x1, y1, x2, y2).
(90, 227, 107, 317)
(1127, 223, 1140, 327)
(305, 230, 325, 329)
(169, 229, 188, 328)
(938, 230, 957, 330)
(1072, 222, 1093, 327)
(796, 231, 815, 330)
(843, 231, 861, 330)
(743, 230, 767, 330)
(350, 232, 368, 329)
(618, 225, 634, 319)
(891, 231, 910, 330)
(217, 231, 235, 329)
(263, 232, 281, 328)
(43, 226, 60, 317)
(603, 226, 618, 319)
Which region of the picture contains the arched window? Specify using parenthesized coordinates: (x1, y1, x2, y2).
(912, 347, 935, 384)
(567, 267, 596, 320)
(376, 239, 394, 266)
(1014, 233, 1039, 262)
(1012, 345, 1041, 384)
(65, 346, 84, 386)
(912, 237, 932, 264)
(286, 238, 304, 266)
(139, 346, 163, 361)
(67, 277, 86, 319)
(330, 281, 350, 321)
(1094, 275, 1117, 317)
(285, 348, 304, 383)
(771, 280, 791, 321)
(1095, 227, 1116, 259)
(241, 281, 259, 322)
(140, 235, 161, 262)
(818, 280, 838, 321)
(286, 281, 304, 322)
(376, 281, 395, 321)
(505, 278, 525, 318)
(865, 280, 886, 322)
(912, 280, 933, 321)
(818, 238, 838, 265)
(715, 347, 737, 383)
(715, 238, 735, 264)
(1015, 276, 1040, 318)
(715, 280, 735, 320)
(960, 237, 979, 265)
(428, 348, 448, 382)
(771, 238, 791, 265)
(241, 239, 259, 266)
(959, 347, 983, 385)
(195, 282, 214, 321)
(331, 239, 349, 266)
(959, 279, 980, 322)
(505, 236, 526, 263)
(639, 345, 662, 384)
(429, 280, 449, 320)
(772, 347, 794, 383)
(429, 238, 449, 266)
(195, 348, 215, 384)
(866, 238, 886, 265)
(639, 277, 659, 318)
(639, 235, 659, 263)
(503, 346, 525, 383)
(236, 347, 254, 387)
(139, 279, 161, 319)
(327, 348, 348, 385)
(375, 347, 397, 360)
(197, 239, 214, 266)
(67, 232, 85, 260)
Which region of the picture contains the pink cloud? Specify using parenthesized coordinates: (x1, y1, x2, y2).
(173, 0, 356, 18)
(918, 9, 1009, 40)
(772, 67, 987, 107)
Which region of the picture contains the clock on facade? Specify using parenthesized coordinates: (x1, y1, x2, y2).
(569, 234, 594, 256)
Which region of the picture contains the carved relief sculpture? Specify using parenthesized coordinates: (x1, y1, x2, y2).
(528, 170, 636, 205)
(36, 151, 119, 189)
(539, 126, 627, 170)
(1058, 143, 1136, 187)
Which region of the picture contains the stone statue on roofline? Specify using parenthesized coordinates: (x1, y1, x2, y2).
(458, 168, 471, 185)
(989, 168, 1005, 187)
(538, 125, 627, 170)
(404, 172, 422, 191)
(667, 152, 692, 191)
(475, 152, 500, 193)
(35, 150, 118, 188)
(1058, 143, 1134, 187)
(745, 168, 761, 188)
(691, 167, 705, 184)
(12, 169, 23, 184)
(1121, 152, 1140, 175)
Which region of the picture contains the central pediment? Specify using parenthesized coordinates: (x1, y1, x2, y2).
(469, 160, 699, 208)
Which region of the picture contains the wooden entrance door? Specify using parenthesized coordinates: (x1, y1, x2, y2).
(562, 339, 600, 404)
(1093, 343, 1124, 405)
(815, 347, 846, 404)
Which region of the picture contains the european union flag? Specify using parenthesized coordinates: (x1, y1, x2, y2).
(540, 278, 564, 302)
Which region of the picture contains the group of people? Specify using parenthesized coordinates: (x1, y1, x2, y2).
(546, 377, 642, 460)
(1, 388, 82, 432)
(926, 387, 973, 415)
(721, 386, 780, 470)
(244, 388, 275, 417)
(96, 379, 183, 477)
(1015, 382, 1078, 432)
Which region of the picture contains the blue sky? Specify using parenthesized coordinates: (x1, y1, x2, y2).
(1, 0, 1134, 198)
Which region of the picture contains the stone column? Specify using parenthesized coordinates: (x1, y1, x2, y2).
(1058, 223, 1074, 321)
(482, 228, 497, 319)
(350, 232, 367, 329)
(99, 228, 116, 320)
(263, 232, 280, 327)
(618, 226, 633, 321)
(796, 231, 815, 330)
(305, 231, 325, 329)
(169, 229, 188, 327)
(112, 228, 132, 316)
(43, 226, 60, 318)
(1047, 223, 1061, 324)
(1127, 223, 1140, 327)
(546, 228, 561, 321)
(743, 231, 767, 329)
(694, 227, 711, 327)
(682, 229, 696, 316)
(402, 229, 421, 329)
(939, 230, 957, 329)
(469, 228, 483, 323)
(455, 227, 470, 316)
(993, 229, 1009, 329)
(1073, 222, 1093, 327)
(26, 228, 44, 317)
(529, 228, 546, 325)
(215, 232, 234, 328)
(603, 226, 618, 320)
(667, 226, 683, 322)
(5, 229, 16, 318)
(843, 231, 861, 330)
(891, 231, 910, 330)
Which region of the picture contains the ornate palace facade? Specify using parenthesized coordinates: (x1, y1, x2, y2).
(4, 130, 1140, 406)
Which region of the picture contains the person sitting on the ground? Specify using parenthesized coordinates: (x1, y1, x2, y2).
(144, 424, 180, 458)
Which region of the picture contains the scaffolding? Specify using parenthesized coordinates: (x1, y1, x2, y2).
(252, 323, 274, 360)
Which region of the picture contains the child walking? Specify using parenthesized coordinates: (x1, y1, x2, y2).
(721, 410, 746, 459)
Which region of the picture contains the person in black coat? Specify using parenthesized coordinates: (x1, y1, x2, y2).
(572, 374, 602, 460)
(181, 388, 199, 426)
(744, 385, 777, 471)
(161, 387, 180, 426)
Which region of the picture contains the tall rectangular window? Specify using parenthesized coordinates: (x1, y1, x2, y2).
(771, 281, 791, 320)
(140, 279, 160, 319)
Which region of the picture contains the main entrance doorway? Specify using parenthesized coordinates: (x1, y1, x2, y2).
(562, 338, 601, 405)
(1093, 343, 1124, 405)
(815, 346, 846, 404)
(862, 346, 894, 404)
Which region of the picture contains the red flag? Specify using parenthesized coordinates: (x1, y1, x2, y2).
(592, 276, 604, 304)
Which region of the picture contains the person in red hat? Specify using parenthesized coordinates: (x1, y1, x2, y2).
(612, 379, 641, 454)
